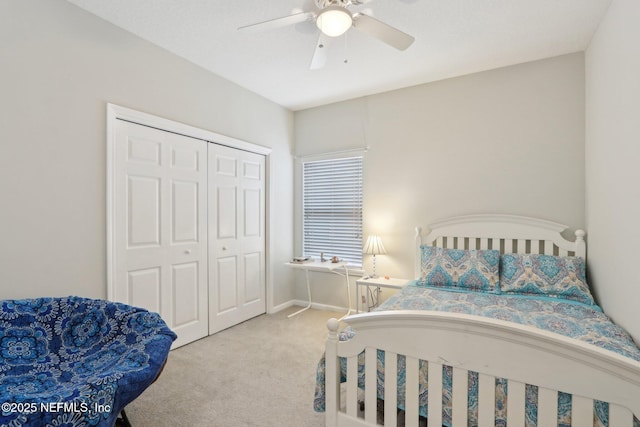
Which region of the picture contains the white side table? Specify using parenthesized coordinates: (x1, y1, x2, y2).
(356, 276, 410, 312)
(286, 261, 355, 319)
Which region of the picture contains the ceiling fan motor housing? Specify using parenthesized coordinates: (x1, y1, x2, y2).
(315, 0, 360, 9)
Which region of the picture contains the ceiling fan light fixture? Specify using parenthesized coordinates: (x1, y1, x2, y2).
(316, 6, 353, 37)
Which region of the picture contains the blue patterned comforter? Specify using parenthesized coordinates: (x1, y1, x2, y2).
(0, 296, 176, 427)
(314, 282, 640, 426)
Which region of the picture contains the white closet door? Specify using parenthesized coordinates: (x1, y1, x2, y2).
(113, 119, 208, 348)
(209, 143, 266, 334)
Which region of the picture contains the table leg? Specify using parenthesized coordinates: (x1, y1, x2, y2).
(339, 265, 355, 321)
(366, 285, 370, 312)
(288, 269, 312, 318)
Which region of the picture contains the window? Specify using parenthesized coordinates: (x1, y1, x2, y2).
(302, 156, 363, 266)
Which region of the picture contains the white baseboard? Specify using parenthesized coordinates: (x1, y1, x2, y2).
(271, 299, 348, 315)
(270, 300, 296, 313)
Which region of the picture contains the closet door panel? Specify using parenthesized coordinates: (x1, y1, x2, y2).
(171, 180, 199, 243)
(127, 267, 161, 313)
(244, 252, 262, 303)
(216, 186, 237, 240)
(171, 261, 200, 327)
(209, 144, 266, 334)
(114, 120, 208, 348)
(216, 256, 238, 313)
(127, 176, 161, 248)
(243, 188, 261, 237)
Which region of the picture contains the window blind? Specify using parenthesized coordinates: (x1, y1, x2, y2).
(303, 156, 363, 266)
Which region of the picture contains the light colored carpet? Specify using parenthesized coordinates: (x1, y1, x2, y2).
(125, 307, 343, 427)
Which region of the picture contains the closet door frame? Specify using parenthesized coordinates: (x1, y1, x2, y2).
(106, 103, 273, 316)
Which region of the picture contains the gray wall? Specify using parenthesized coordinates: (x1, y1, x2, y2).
(0, 0, 295, 306)
(295, 53, 586, 310)
(585, 0, 640, 343)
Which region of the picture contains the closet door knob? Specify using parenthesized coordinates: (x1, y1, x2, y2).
(184, 249, 191, 254)
(222, 247, 227, 251)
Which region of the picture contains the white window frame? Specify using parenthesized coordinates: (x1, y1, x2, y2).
(295, 149, 364, 269)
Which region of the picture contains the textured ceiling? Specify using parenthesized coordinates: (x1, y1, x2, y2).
(65, 0, 611, 111)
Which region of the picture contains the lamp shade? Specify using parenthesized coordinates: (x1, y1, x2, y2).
(316, 6, 353, 37)
(363, 235, 386, 255)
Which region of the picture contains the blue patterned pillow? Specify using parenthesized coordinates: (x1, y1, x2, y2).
(419, 246, 500, 292)
(500, 254, 594, 305)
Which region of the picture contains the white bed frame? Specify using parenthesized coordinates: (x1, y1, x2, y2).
(324, 214, 640, 427)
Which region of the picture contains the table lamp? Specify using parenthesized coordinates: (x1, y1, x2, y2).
(363, 235, 386, 278)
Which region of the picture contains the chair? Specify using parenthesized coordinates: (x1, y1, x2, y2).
(0, 296, 176, 426)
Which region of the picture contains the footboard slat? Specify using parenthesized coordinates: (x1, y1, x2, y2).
(427, 361, 443, 427)
(610, 404, 634, 427)
(571, 395, 593, 426)
(537, 387, 558, 426)
(346, 355, 358, 418)
(507, 380, 526, 427)
(478, 373, 495, 426)
(325, 319, 340, 426)
(451, 367, 468, 426)
(405, 356, 420, 427)
(364, 347, 377, 424)
(384, 352, 398, 427)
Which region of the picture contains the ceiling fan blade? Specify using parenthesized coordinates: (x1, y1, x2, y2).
(310, 33, 333, 70)
(238, 11, 315, 33)
(352, 13, 414, 51)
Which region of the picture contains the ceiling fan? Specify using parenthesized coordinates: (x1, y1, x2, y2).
(238, 0, 415, 69)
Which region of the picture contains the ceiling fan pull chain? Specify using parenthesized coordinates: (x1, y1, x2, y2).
(344, 32, 349, 64)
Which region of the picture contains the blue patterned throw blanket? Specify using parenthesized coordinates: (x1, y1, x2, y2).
(314, 282, 640, 426)
(0, 296, 176, 427)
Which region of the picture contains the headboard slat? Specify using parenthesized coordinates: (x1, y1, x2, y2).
(531, 240, 540, 254)
(480, 238, 488, 250)
(469, 238, 478, 250)
(459, 237, 467, 250)
(544, 240, 554, 255)
(504, 239, 514, 254)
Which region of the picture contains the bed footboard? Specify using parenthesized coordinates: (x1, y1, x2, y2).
(324, 311, 640, 427)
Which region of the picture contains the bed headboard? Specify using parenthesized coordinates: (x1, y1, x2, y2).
(414, 214, 586, 279)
